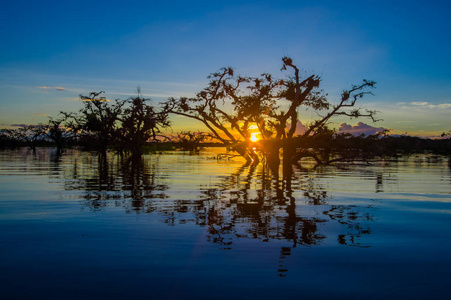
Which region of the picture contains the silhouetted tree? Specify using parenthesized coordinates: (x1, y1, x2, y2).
(163, 57, 376, 182)
(163, 67, 263, 165)
(47, 117, 66, 154)
(0, 129, 19, 148)
(61, 90, 169, 157)
(76, 91, 124, 154)
(115, 89, 170, 157)
(14, 125, 48, 151)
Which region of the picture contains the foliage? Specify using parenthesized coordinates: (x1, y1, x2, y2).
(62, 90, 170, 156)
(68, 91, 125, 153)
(46, 117, 68, 153)
(115, 90, 170, 156)
(0, 128, 22, 148)
(172, 131, 214, 151)
(0, 90, 169, 156)
(12, 125, 49, 150)
(163, 57, 377, 177)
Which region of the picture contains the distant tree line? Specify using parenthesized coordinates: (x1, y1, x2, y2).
(306, 131, 451, 160)
(2, 122, 450, 157)
(1, 90, 171, 157)
(0, 89, 220, 155)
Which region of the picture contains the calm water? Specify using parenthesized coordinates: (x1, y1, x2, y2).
(0, 148, 450, 299)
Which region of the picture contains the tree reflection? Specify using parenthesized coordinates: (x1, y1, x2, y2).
(198, 168, 374, 250)
(64, 151, 375, 276)
(64, 153, 168, 213)
(192, 162, 375, 276)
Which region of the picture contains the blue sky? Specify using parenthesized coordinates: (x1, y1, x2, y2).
(1, 0, 450, 136)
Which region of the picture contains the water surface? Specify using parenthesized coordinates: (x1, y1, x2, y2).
(0, 148, 450, 299)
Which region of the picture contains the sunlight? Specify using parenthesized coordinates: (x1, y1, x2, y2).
(250, 132, 259, 142)
(249, 124, 260, 142)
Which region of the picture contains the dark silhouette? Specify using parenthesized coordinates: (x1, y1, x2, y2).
(172, 131, 214, 151)
(62, 91, 124, 155)
(11, 125, 48, 152)
(47, 117, 66, 155)
(1, 124, 450, 162)
(115, 88, 170, 157)
(163, 57, 377, 184)
(61, 89, 169, 157)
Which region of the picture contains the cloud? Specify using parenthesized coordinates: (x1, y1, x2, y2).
(411, 101, 429, 106)
(81, 98, 110, 102)
(34, 113, 50, 117)
(287, 121, 308, 135)
(10, 124, 29, 127)
(36, 86, 66, 91)
(410, 101, 451, 109)
(338, 122, 389, 136)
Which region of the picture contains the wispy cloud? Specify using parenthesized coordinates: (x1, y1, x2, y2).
(34, 113, 50, 117)
(409, 101, 451, 109)
(81, 98, 110, 102)
(37, 86, 66, 91)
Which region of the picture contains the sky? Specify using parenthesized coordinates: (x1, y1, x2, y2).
(1, 0, 450, 137)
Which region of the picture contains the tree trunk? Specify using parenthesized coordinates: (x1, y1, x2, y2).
(282, 141, 294, 190)
(266, 143, 280, 178)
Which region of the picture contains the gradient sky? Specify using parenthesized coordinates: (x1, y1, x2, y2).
(1, 0, 450, 137)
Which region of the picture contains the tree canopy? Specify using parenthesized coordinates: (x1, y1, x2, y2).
(62, 90, 169, 156)
(163, 57, 377, 179)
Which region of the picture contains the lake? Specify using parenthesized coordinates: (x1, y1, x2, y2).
(0, 147, 450, 299)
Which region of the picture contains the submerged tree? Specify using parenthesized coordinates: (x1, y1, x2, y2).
(47, 117, 67, 154)
(116, 89, 170, 157)
(163, 57, 376, 180)
(172, 131, 214, 151)
(60, 91, 124, 154)
(78, 91, 125, 154)
(62, 90, 169, 156)
(13, 125, 49, 151)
